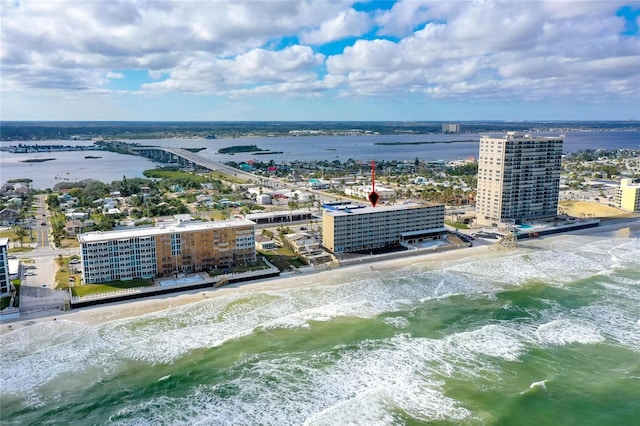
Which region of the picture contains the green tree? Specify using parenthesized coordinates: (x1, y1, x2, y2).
(45, 194, 59, 209)
(12, 225, 27, 247)
(94, 214, 115, 231)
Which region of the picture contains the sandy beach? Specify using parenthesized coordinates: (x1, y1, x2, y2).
(4, 218, 638, 334)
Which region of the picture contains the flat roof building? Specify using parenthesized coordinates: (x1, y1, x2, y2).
(476, 132, 563, 227)
(244, 209, 315, 224)
(322, 203, 446, 253)
(78, 219, 255, 284)
(344, 185, 396, 201)
(614, 178, 640, 212)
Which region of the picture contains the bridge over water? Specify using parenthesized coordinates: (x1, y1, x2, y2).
(132, 147, 245, 177)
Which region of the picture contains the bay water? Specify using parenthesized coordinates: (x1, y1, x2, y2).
(1, 226, 639, 425)
(2, 131, 639, 190)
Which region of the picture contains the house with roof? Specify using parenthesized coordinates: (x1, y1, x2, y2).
(255, 235, 276, 250)
(285, 232, 321, 256)
(0, 208, 20, 226)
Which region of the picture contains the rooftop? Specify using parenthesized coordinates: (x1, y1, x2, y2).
(481, 132, 564, 141)
(78, 218, 255, 243)
(323, 202, 442, 217)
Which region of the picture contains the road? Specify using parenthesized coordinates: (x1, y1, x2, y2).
(13, 194, 71, 315)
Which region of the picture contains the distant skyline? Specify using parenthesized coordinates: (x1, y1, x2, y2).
(1, 1, 639, 121)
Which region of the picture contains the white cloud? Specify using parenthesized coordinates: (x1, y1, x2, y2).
(0, 0, 638, 115)
(324, 0, 640, 103)
(301, 9, 372, 45)
(141, 45, 324, 95)
(374, 0, 432, 37)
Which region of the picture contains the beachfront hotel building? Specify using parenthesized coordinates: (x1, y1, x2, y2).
(78, 218, 256, 284)
(0, 238, 10, 294)
(322, 203, 446, 253)
(614, 178, 640, 212)
(476, 132, 563, 227)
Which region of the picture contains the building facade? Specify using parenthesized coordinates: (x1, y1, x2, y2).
(344, 185, 396, 201)
(79, 219, 256, 284)
(322, 203, 446, 253)
(476, 132, 563, 227)
(614, 178, 640, 212)
(442, 123, 460, 134)
(0, 238, 10, 294)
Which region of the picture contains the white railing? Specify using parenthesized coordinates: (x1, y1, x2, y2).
(72, 286, 145, 300)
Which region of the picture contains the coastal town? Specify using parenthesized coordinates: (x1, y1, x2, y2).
(2, 2, 640, 422)
(1, 128, 639, 322)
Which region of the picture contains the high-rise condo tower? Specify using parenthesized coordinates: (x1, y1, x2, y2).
(476, 132, 563, 227)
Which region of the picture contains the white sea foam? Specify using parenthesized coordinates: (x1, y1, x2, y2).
(520, 379, 549, 395)
(381, 316, 410, 329)
(445, 324, 526, 362)
(536, 319, 604, 346)
(303, 387, 397, 426)
(3, 231, 639, 422)
(530, 379, 548, 390)
(572, 304, 640, 351)
(112, 333, 479, 425)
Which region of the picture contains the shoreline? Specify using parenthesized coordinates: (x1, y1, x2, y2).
(2, 219, 637, 333)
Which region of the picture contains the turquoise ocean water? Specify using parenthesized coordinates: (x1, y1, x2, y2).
(1, 226, 639, 425)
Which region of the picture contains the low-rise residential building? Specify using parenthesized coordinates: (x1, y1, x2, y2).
(255, 235, 276, 250)
(285, 232, 321, 255)
(0, 208, 20, 226)
(344, 185, 396, 201)
(65, 220, 84, 237)
(322, 203, 446, 253)
(256, 194, 272, 205)
(615, 178, 640, 212)
(78, 218, 256, 284)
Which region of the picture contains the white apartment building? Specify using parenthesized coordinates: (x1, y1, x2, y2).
(322, 203, 446, 253)
(614, 178, 640, 212)
(344, 185, 396, 201)
(476, 132, 563, 227)
(78, 218, 256, 284)
(0, 238, 10, 294)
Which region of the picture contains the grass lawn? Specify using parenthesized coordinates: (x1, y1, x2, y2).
(71, 278, 153, 298)
(57, 238, 80, 249)
(559, 200, 637, 220)
(208, 170, 247, 184)
(8, 246, 34, 253)
(55, 256, 83, 290)
(260, 248, 308, 271)
(1, 282, 20, 310)
(445, 220, 469, 229)
(0, 229, 35, 249)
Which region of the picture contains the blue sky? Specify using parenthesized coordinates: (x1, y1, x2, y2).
(1, 0, 639, 121)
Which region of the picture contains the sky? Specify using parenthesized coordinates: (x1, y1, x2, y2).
(1, 0, 639, 121)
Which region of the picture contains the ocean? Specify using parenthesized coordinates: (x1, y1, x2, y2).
(2, 131, 639, 190)
(2, 226, 639, 425)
